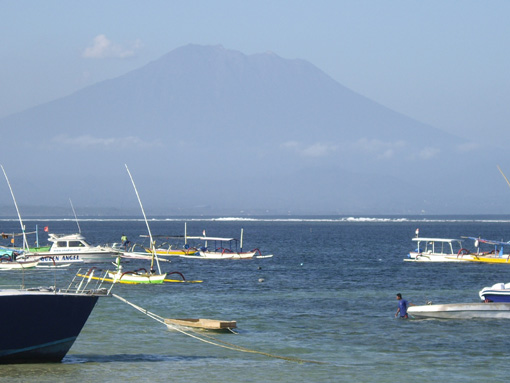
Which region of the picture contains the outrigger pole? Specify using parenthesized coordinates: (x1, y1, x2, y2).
(497, 165, 510, 190)
(125, 164, 162, 274)
(1, 165, 29, 252)
(69, 198, 82, 234)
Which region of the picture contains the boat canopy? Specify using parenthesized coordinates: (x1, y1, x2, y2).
(463, 236, 510, 246)
(412, 238, 463, 243)
(187, 236, 235, 242)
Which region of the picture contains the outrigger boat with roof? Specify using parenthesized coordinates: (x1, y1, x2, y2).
(405, 232, 471, 262)
(456, 237, 510, 264)
(187, 229, 271, 259)
(142, 226, 272, 260)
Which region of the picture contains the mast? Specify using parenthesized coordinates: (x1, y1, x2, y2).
(1, 165, 29, 251)
(69, 198, 82, 233)
(125, 164, 161, 274)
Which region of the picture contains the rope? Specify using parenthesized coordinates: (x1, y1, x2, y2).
(112, 293, 324, 364)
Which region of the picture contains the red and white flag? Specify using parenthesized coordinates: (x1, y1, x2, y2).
(44, 226, 49, 232)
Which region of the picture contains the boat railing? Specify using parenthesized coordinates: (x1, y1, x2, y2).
(64, 267, 114, 295)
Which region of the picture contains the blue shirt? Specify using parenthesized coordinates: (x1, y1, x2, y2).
(398, 299, 408, 317)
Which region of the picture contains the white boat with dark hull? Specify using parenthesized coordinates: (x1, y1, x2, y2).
(0, 278, 110, 363)
(408, 302, 510, 319)
(0, 288, 107, 363)
(479, 282, 510, 302)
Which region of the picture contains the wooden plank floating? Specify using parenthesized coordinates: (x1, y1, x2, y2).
(165, 318, 237, 330)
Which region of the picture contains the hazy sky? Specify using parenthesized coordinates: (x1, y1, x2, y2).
(2, 1, 509, 145)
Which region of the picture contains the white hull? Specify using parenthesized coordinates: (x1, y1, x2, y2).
(405, 254, 470, 262)
(0, 260, 39, 269)
(191, 250, 257, 259)
(408, 302, 510, 319)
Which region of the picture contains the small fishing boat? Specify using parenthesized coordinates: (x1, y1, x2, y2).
(408, 302, 510, 319)
(455, 236, 510, 264)
(185, 229, 271, 260)
(165, 318, 237, 331)
(0, 248, 39, 270)
(107, 267, 167, 284)
(405, 231, 471, 262)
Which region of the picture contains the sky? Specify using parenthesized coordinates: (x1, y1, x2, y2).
(1, 0, 510, 146)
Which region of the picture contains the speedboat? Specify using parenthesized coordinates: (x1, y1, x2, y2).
(479, 282, 510, 302)
(408, 302, 510, 319)
(30, 233, 121, 263)
(405, 235, 471, 262)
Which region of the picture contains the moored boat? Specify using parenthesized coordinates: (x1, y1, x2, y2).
(405, 234, 471, 262)
(479, 282, 510, 302)
(408, 302, 510, 319)
(30, 233, 120, 263)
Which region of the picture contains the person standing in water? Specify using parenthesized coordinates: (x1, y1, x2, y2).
(395, 293, 413, 319)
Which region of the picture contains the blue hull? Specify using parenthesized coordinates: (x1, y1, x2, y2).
(482, 293, 510, 303)
(0, 292, 99, 363)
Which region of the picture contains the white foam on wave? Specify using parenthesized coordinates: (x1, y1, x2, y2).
(2, 216, 510, 223)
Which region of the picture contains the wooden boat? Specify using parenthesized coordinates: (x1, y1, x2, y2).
(165, 318, 237, 331)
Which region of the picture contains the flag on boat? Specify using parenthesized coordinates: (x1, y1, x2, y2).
(203, 230, 206, 236)
(44, 226, 49, 232)
(415, 228, 419, 237)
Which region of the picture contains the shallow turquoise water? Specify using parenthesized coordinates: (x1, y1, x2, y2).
(1, 216, 510, 382)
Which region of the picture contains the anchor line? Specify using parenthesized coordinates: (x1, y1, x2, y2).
(112, 293, 325, 364)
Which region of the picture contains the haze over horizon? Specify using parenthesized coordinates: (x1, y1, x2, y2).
(1, 1, 510, 216)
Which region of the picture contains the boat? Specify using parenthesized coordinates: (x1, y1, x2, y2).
(29, 233, 119, 263)
(165, 318, 237, 331)
(0, 247, 39, 269)
(185, 229, 271, 260)
(455, 236, 510, 264)
(408, 302, 510, 319)
(479, 282, 510, 302)
(0, 271, 110, 363)
(405, 233, 471, 262)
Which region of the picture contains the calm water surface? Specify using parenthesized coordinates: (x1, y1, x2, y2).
(1, 216, 510, 382)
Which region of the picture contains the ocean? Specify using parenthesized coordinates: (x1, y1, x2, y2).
(1, 216, 510, 382)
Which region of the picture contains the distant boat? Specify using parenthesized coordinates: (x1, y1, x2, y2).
(405, 234, 471, 262)
(456, 236, 510, 264)
(185, 229, 272, 260)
